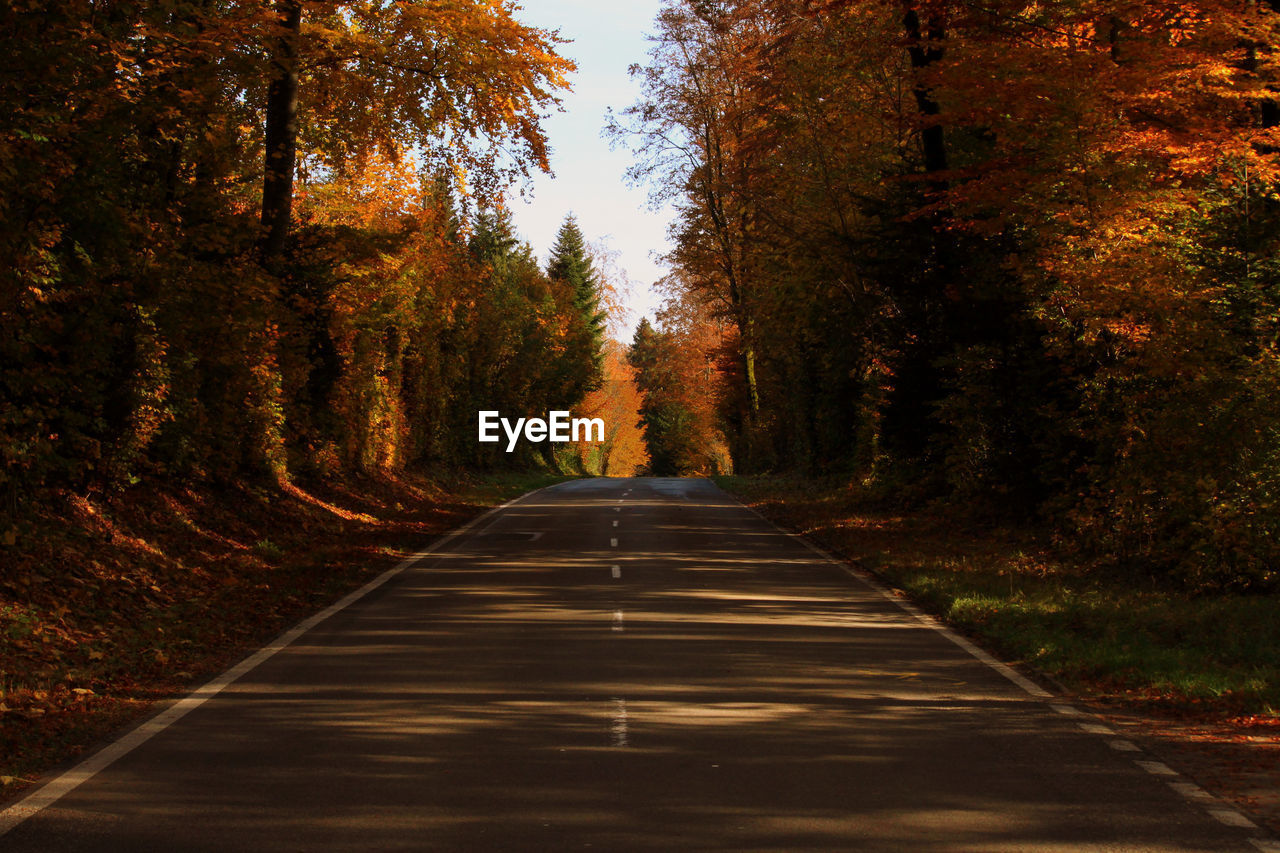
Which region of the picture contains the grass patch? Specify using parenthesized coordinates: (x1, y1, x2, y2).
(715, 475, 1280, 717)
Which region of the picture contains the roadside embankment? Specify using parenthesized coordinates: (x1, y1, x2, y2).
(0, 471, 574, 801)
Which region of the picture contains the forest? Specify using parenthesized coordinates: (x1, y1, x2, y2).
(1, 1, 1277, 604)
(616, 0, 1280, 593)
(0, 0, 646, 501)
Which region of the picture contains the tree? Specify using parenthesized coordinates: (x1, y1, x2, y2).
(610, 0, 777, 467)
(546, 214, 606, 397)
(571, 341, 649, 476)
(618, 0, 1280, 586)
(628, 317, 728, 476)
(260, 0, 575, 263)
(0, 0, 583, 493)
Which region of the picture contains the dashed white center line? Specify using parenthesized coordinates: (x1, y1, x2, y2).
(610, 537, 618, 548)
(612, 610, 624, 632)
(611, 565, 621, 579)
(1169, 781, 1214, 801)
(612, 520, 619, 528)
(1109, 739, 1140, 752)
(613, 507, 620, 512)
(1078, 722, 1114, 735)
(611, 698, 629, 747)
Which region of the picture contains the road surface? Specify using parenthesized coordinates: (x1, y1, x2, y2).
(0, 478, 1272, 851)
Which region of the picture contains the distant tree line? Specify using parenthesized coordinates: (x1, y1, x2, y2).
(628, 315, 731, 477)
(616, 0, 1280, 589)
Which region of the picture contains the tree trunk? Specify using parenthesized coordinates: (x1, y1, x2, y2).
(902, 5, 948, 180)
(260, 0, 302, 266)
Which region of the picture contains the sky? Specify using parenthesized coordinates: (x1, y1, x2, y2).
(506, 0, 673, 338)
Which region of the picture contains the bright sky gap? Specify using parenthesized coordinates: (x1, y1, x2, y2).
(508, 0, 673, 335)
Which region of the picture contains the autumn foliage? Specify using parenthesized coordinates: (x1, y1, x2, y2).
(0, 1, 608, 503)
(568, 341, 649, 477)
(617, 0, 1280, 588)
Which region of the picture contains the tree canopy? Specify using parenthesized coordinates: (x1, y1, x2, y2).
(0, 0, 595, 493)
(616, 0, 1280, 590)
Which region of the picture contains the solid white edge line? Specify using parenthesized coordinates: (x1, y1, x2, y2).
(0, 482, 559, 838)
(719, 485, 1053, 700)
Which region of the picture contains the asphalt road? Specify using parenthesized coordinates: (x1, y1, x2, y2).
(0, 478, 1271, 851)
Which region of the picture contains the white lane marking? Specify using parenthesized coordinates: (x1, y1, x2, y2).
(0, 484, 554, 839)
(611, 698, 629, 747)
(1208, 809, 1257, 829)
(611, 565, 621, 579)
(1078, 722, 1114, 735)
(1169, 781, 1215, 801)
(612, 610, 624, 632)
(1109, 739, 1140, 752)
(614, 507, 621, 513)
(610, 537, 618, 548)
(612, 520, 619, 528)
(1051, 704, 1088, 717)
(1135, 760, 1178, 776)
(1250, 839, 1280, 852)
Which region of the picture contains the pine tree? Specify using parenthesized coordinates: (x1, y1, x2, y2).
(547, 215, 606, 393)
(469, 208, 522, 263)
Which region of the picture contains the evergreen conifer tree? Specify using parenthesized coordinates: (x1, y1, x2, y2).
(469, 207, 522, 262)
(547, 214, 606, 393)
